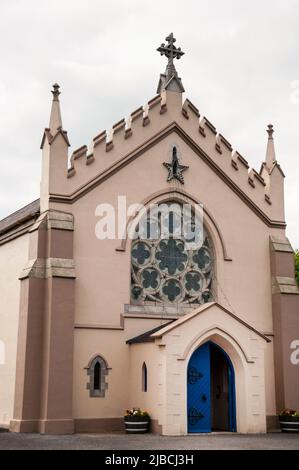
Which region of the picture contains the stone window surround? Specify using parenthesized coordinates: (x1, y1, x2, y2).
(85, 355, 111, 398)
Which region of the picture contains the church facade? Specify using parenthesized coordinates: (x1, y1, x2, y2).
(0, 34, 299, 435)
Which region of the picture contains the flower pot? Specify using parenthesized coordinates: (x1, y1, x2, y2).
(279, 415, 299, 433)
(124, 416, 150, 434)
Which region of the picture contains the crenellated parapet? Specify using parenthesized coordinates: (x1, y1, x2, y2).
(178, 99, 283, 222)
(66, 93, 170, 182)
(41, 79, 285, 227)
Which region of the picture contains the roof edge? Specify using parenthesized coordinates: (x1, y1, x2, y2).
(0, 199, 40, 236)
(126, 321, 174, 344)
(151, 302, 271, 343)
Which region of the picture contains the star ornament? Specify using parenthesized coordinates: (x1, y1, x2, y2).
(163, 146, 189, 184)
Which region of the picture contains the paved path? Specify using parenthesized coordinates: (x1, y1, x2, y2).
(0, 431, 299, 450)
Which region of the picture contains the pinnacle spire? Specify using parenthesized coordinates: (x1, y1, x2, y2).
(49, 83, 63, 133)
(265, 124, 277, 170)
(157, 33, 185, 94)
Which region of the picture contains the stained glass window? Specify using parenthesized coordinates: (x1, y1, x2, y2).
(131, 203, 214, 305)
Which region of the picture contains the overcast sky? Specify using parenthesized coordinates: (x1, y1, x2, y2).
(0, 0, 298, 247)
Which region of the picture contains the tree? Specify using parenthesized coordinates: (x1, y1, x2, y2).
(295, 250, 299, 287)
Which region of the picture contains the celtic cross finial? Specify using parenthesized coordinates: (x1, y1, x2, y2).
(267, 124, 274, 139)
(157, 33, 184, 81)
(51, 83, 61, 101)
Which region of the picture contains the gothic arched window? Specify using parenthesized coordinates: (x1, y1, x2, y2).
(94, 361, 101, 390)
(131, 202, 214, 306)
(142, 362, 148, 392)
(86, 355, 110, 397)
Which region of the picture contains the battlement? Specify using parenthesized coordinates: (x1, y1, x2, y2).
(179, 98, 276, 212)
(66, 93, 167, 179)
(55, 91, 283, 223)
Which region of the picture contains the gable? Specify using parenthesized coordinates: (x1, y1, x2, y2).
(51, 121, 284, 229)
(150, 302, 270, 343)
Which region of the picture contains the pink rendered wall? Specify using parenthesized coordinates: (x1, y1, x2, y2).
(62, 134, 275, 330)
(52, 131, 280, 419)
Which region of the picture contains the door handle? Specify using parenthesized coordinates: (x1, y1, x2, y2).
(201, 394, 207, 402)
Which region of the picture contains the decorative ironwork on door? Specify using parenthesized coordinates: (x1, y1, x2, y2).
(187, 342, 237, 433)
(187, 366, 203, 384)
(187, 342, 211, 432)
(187, 407, 203, 426)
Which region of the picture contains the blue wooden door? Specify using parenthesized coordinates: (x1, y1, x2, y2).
(187, 342, 211, 433)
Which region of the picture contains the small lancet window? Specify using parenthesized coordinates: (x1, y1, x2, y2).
(142, 362, 148, 392)
(86, 355, 110, 397)
(94, 361, 101, 390)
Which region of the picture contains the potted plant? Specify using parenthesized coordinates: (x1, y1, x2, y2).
(124, 408, 150, 434)
(279, 409, 299, 433)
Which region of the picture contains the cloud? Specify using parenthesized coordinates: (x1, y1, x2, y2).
(0, 0, 298, 247)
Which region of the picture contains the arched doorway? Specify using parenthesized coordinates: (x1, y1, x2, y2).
(187, 341, 236, 433)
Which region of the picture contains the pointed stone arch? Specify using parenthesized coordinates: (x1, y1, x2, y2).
(179, 325, 253, 365)
(85, 354, 110, 397)
(116, 186, 232, 262)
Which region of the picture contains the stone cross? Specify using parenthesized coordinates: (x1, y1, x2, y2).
(157, 33, 184, 80)
(51, 83, 61, 101)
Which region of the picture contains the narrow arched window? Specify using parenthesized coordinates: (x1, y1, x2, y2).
(94, 361, 101, 390)
(86, 355, 110, 397)
(142, 362, 148, 392)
